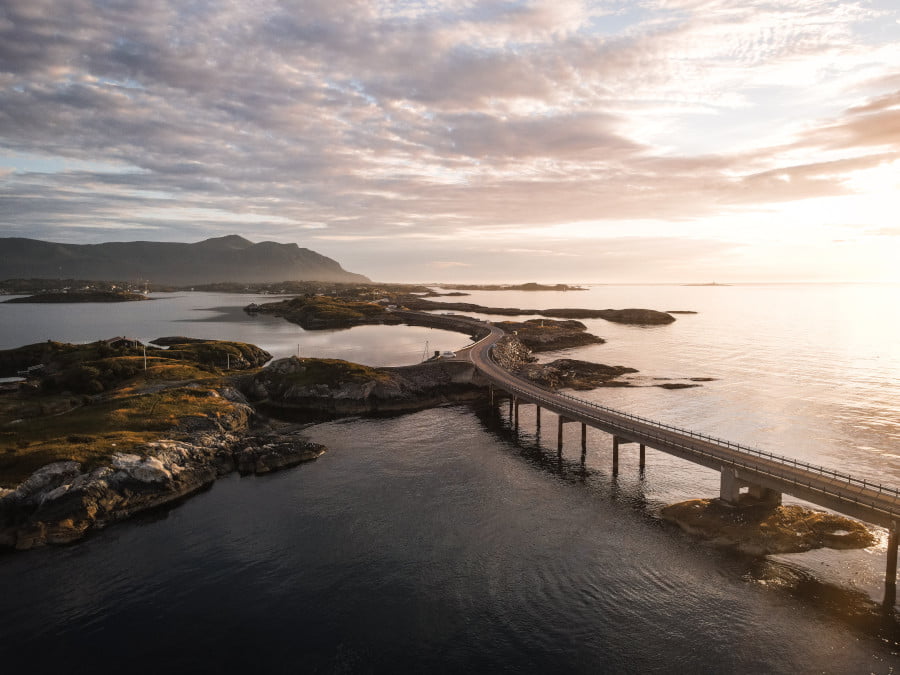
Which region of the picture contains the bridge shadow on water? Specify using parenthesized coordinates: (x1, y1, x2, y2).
(469, 397, 900, 647)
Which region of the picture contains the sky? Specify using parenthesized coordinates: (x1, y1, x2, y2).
(1, 0, 900, 283)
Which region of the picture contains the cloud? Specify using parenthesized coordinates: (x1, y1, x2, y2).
(431, 261, 472, 269)
(0, 0, 899, 281)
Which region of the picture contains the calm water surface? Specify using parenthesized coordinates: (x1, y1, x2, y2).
(1, 284, 899, 672)
(0, 291, 464, 365)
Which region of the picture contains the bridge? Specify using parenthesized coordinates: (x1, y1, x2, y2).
(418, 314, 900, 608)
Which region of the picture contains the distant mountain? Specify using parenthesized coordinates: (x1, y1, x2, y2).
(0, 235, 370, 285)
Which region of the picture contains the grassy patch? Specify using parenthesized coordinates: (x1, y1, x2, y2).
(0, 337, 267, 487)
(0, 386, 240, 487)
(280, 358, 388, 387)
(257, 295, 386, 328)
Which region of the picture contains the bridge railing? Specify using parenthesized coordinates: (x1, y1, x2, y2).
(483, 345, 900, 507)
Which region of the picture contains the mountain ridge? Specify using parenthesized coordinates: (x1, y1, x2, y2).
(0, 236, 370, 285)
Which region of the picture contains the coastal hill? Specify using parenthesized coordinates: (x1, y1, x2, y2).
(0, 235, 370, 286)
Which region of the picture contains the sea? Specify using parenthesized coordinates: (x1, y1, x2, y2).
(1, 284, 898, 673)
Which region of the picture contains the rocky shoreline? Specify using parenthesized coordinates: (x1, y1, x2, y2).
(0, 298, 693, 552)
(0, 393, 325, 550)
(242, 357, 486, 415)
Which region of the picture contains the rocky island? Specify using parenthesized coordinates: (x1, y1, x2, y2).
(4, 290, 150, 303)
(661, 498, 875, 555)
(436, 282, 587, 292)
(496, 319, 605, 351)
(0, 337, 322, 549)
(394, 296, 676, 325)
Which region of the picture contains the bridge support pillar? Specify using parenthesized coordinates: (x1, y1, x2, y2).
(489, 384, 494, 405)
(557, 416, 576, 452)
(612, 437, 620, 475)
(719, 467, 741, 504)
(536, 406, 541, 431)
(639, 444, 646, 470)
(508, 396, 513, 419)
(513, 397, 519, 428)
(885, 522, 899, 609)
(581, 424, 587, 451)
(747, 484, 782, 506)
(720, 468, 782, 506)
(557, 416, 565, 452)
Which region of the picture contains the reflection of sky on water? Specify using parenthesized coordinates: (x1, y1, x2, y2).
(422, 284, 900, 488)
(0, 292, 468, 367)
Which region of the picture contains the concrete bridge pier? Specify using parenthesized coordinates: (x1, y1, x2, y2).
(513, 397, 520, 428)
(885, 522, 899, 609)
(558, 416, 574, 453)
(719, 467, 782, 506)
(639, 444, 646, 471)
(612, 436, 639, 476)
(536, 406, 541, 431)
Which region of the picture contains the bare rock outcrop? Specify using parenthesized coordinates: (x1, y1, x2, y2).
(517, 359, 637, 390)
(660, 499, 876, 556)
(0, 428, 325, 551)
(244, 356, 483, 414)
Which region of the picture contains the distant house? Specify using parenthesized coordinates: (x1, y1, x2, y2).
(103, 336, 141, 349)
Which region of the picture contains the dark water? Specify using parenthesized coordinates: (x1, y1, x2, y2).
(2, 405, 899, 673)
(2, 285, 900, 672)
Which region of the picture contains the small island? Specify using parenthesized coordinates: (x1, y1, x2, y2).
(436, 282, 587, 292)
(661, 498, 875, 555)
(0, 337, 321, 549)
(4, 290, 150, 303)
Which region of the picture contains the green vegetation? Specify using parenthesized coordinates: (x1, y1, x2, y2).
(153, 339, 270, 370)
(253, 295, 388, 328)
(0, 338, 270, 487)
(279, 358, 389, 387)
(0, 385, 236, 485)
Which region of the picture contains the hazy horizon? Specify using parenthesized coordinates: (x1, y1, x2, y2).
(2, 1, 899, 284)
